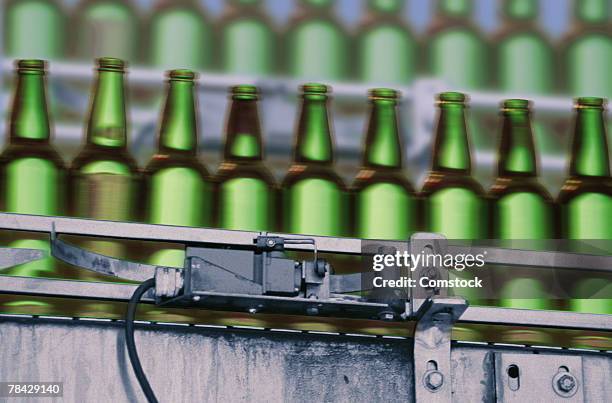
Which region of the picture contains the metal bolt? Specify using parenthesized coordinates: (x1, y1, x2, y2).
(379, 312, 394, 321)
(192, 296, 201, 302)
(248, 307, 258, 314)
(424, 371, 444, 392)
(557, 374, 576, 393)
(267, 239, 275, 247)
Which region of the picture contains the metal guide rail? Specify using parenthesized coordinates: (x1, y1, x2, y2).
(0, 212, 611, 402)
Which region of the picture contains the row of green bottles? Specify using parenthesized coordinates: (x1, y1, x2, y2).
(0, 59, 610, 346)
(5, 0, 609, 92)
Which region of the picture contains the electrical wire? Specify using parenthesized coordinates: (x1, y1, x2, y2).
(125, 278, 159, 403)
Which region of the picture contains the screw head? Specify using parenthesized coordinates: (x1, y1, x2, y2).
(267, 239, 275, 247)
(557, 374, 576, 392)
(424, 371, 444, 391)
(192, 295, 201, 302)
(248, 307, 258, 314)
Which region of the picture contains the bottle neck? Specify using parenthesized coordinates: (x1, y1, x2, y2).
(159, 79, 198, 155)
(504, 0, 537, 21)
(9, 71, 51, 142)
(570, 107, 610, 177)
(438, 0, 471, 18)
(363, 99, 402, 168)
(224, 98, 263, 161)
(576, 0, 609, 24)
(498, 109, 537, 177)
(294, 94, 333, 164)
(432, 103, 471, 173)
(87, 69, 127, 148)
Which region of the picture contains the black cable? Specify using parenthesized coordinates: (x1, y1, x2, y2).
(125, 278, 159, 403)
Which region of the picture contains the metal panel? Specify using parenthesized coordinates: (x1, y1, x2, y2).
(0, 317, 414, 403)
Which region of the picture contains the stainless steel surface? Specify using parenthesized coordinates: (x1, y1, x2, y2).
(0, 213, 363, 254)
(1, 276, 611, 331)
(495, 353, 584, 402)
(51, 236, 158, 282)
(0, 316, 414, 403)
(1, 316, 609, 402)
(0, 247, 45, 269)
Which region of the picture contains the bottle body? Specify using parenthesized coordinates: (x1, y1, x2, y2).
(69, 58, 139, 284)
(149, 1, 213, 71)
(220, 1, 276, 76)
(558, 99, 612, 330)
(357, 2, 416, 84)
(5, 0, 65, 59)
(489, 100, 555, 343)
(353, 88, 417, 240)
(282, 84, 347, 237)
(286, 2, 348, 81)
(74, 0, 138, 62)
(0, 60, 66, 316)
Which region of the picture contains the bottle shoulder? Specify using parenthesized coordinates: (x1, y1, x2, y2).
(427, 17, 483, 39)
(352, 167, 415, 193)
(494, 23, 551, 46)
(558, 176, 612, 203)
(0, 142, 66, 169)
(215, 160, 277, 186)
(421, 170, 484, 197)
(144, 153, 210, 178)
(282, 163, 346, 190)
(489, 176, 553, 201)
(70, 145, 138, 173)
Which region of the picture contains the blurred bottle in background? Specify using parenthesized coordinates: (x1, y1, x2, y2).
(73, 0, 139, 63)
(69, 58, 140, 309)
(489, 99, 555, 345)
(558, 97, 612, 349)
(353, 88, 417, 240)
(356, 0, 417, 85)
(426, 0, 491, 155)
(286, 0, 349, 81)
(217, 85, 276, 231)
(495, 0, 561, 159)
(282, 84, 347, 237)
(563, 0, 611, 100)
(149, 0, 213, 72)
(0, 60, 66, 315)
(421, 92, 488, 341)
(4, 0, 66, 60)
(220, 0, 277, 77)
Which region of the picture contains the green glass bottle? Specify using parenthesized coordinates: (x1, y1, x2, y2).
(563, 0, 611, 99)
(74, 0, 138, 62)
(0, 60, 66, 316)
(69, 58, 139, 284)
(422, 92, 487, 341)
(496, 0, 559, 157)
(149, 0, 213, 71)
(220, 0, 276, 76)
(356, 0, 417, 85)
(286, 0, 349, 81)
(427, 0, 490, 151)
(490, 99, 555, 344)
(217, 86, 276, 231)
(282, 84, 347, 237)
(145, 70, 212, 268)
(427, 0, 489, 90)
(353, 88, 417, 240)
(558, 98, 612, 346)
(5, 0, 65, 59)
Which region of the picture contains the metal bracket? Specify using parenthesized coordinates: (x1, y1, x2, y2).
(410, 233, 450, 315)
(413, 296, 468, 402)
(495, 352, 584, 402)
